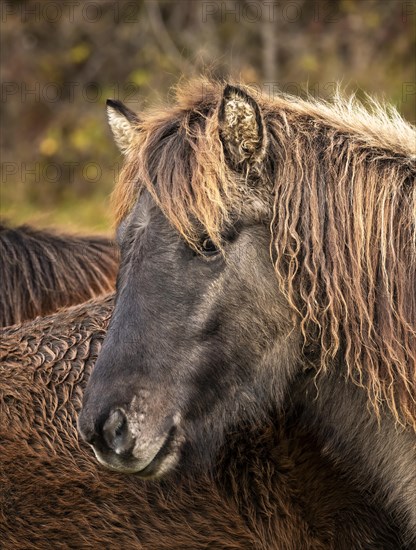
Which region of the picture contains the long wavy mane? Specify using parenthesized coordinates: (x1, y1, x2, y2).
(111, 78, 416, 429)
(0, 223, 118, 326)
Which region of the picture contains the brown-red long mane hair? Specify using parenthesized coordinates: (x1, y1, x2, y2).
(0, 222, 119, 326)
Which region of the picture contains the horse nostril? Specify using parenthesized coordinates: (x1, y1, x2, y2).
(102, 409, 135, 455)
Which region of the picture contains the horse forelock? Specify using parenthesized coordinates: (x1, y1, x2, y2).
(111, 78, 416, 429)
(111, 86, 237, 249)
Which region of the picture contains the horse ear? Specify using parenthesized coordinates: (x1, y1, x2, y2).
(106, 99, 139, 154)
(218, 85, 267, 170)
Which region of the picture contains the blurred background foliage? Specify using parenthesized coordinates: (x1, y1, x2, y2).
(1, 0, 415, 234)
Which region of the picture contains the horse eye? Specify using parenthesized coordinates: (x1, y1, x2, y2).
(200, 237, 219, 256)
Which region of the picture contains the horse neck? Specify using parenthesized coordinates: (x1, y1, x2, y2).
(294, 364, 416, 544)
(213, 406, 407, 549)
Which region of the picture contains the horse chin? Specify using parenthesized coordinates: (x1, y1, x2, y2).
(91, 429, 183, 479)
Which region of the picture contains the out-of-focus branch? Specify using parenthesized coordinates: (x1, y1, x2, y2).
(261, 10, 277, 82)
(146, 1, 196, 75)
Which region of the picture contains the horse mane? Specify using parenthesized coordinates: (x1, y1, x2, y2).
(111, 78, 416, 429)
(0, 222, 119, 327)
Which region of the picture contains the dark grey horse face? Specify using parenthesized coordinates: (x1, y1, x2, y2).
(78, 86, 301, 477)
(79, 192, 300, 477)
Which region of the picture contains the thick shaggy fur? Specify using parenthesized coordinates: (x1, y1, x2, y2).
(111, 80, 415, 429)
(0, 298, 406, 549)
(0, 222, 119, 327)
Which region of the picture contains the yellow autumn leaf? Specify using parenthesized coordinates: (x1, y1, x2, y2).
(70, 44, 90, 64)
(39, 137, 58, 156)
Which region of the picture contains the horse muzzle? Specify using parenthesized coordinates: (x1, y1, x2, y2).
(78, 406, 182, 477)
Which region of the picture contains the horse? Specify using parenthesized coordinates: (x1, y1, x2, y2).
(0, 222, 119, 326)
(0, 297, 406, 549)
(78, 79, 416, 543)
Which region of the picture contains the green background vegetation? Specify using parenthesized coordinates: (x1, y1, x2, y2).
(1, 0, 415, 235)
